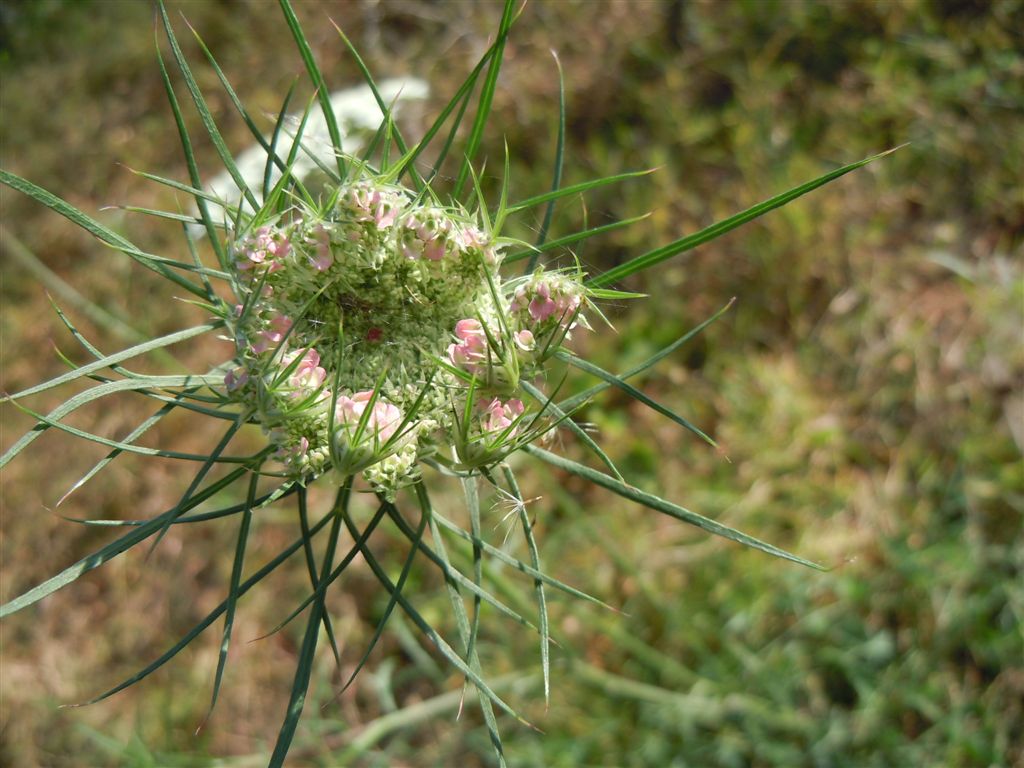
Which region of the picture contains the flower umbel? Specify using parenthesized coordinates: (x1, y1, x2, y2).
(223, 177, 592, 494)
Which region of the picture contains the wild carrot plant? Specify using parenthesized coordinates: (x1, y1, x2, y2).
(0, 2, 892, 764)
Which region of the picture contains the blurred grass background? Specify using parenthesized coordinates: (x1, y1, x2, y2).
(1, 0, 1022, 766)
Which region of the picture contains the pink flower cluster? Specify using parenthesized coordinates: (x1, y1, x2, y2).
(304, 224, 334, 272)
(252, 313, 293, 355)
(512, 279, 582, 326)
(447, 319, 534, 376)
(456, 225, 501, 266)
(398, 211, 455, 261)
(513, 328, 536, 352)
(334, 391, 404, 444)
(397, 211, 497, 265)
(284, 348, 327, 400)
(456, 225, 487, 251)
(236, 225, 291, 275)
(224, 365, 249, 392)
(276, 436, 310, 465)
(338, 181, 500, 267)
(344, 184, 400, 230)
(478, 397, 525, 437)
(447, 319, 489, 374)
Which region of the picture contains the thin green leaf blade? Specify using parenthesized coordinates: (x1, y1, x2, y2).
(278, 0, 346, 179)
(183, 18, 310, 207)
(336, 504, 428, 695)
(507, 168, 654, 216)
(344, 505, 521, 750)
(504, 214, 650, 265)
(452, 0, 516, 200)
(1, 374, 223, 470)
(70, 504, 333, 707)
(521, 380, 624, 482)
(557, 299, 735, 414)
(525, 445, 824, 569)
(0, 170, 208, 297)
(296, 487, 342, 668)
(158, 2, 260, 213)
(264, 80, 299, 201)
(269, 482, 350, 767)
(5, 322, 220, 401)
(330, 20, 424, 192)
(431, 509, 616, 611)
(587, 149, 901, 288)
(555, 349, 717, 447)
(526, 51, 566, 272)
(258, 503, 387, 644)
(0, 464, 250, 618)
(386, 501, 536, 632)
(201, 470, 259, 729)
(55, 402, 177, 507)
(501, 466, 550, 707)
